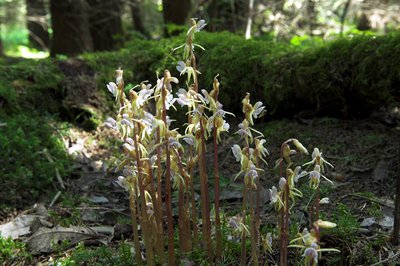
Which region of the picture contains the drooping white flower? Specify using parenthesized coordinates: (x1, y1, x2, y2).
(183, 135, 195, 146)
(303, 245, 318, 265)
(262, 232, 273, 253)
(303, 147, 334, 172)
(309, 169, 321, 189)
(269, 186, 278, 203)
(116, 176, 129, 191)
(319, 197, 330, 204)
(195, 19, 207, 32)
(293, 166, 308, 183)
(104, 117, 118, 131)
(255, 138, 269, 158)
(176, 61, 186, 73)
(106, 82, 117, 96)
(235, 122, 252, 139)
(176, 88, 193, 107)
(136, 84, 153, 107)
(169, 137, 183, 150)
(231, 144, 242, 162)
(252, 101, 266, 119)
(279, 177, 287, 190)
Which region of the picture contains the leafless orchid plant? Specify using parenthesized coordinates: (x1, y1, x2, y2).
(104, 18, 340, 265)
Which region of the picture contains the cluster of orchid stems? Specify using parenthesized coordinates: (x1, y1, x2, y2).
(104, 18, 340, 265)
(105, 18, 234, 264)
(231, 93, 267, 266)
(268, 139, 340, 265)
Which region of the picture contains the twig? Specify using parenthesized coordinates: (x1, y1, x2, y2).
(49, 191, 62, 208)
(52, 206, 131, 217)
(342, 193, 394, 209)
(370, 252, 400, 266)
(42, 148, 65, 190)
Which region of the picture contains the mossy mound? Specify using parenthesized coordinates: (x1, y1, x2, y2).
(0, 114, 70, 207)
(84, 31, 399, 118)
(0, 58, 105, 130)
(264, 33, 400, 117)
(0, 59, 64, 115)
(2, 31, 398, 120)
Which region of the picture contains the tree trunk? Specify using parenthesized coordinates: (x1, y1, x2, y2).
(206, 0, 247, 33)
(87, 0, 124, 51)
(0, 11, 3, 56)
(50, 0, 93, 57)
(129, 0, 150, 38)
(162, 0, 191, 36)
(391, 168, 400, 245)
(0, 37, 3, 56)
(244, 0, 255, 39)
(26, 0, 50, 50)
(306, 0, 316, 35)
(340, 0, 352, 35)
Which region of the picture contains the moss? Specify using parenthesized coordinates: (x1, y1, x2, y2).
(0, 114, 71, 207)
(88, 30, 399, 118)
(0, 237, 32, 264)
(1, 31, 399, 122)
(264, 32, 400, 117)
(0, 59, 64, 115)
(54, 241, 135, 266)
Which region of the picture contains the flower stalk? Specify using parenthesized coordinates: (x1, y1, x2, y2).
(161, 71, 175, 265)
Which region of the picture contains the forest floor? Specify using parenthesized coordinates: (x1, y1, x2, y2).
(1, 115, 399, 265)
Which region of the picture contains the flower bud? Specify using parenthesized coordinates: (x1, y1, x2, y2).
(279, 177, 287, 190)
(315, 219, 337, 229)
(319, 197, 330, 204)
(292, 139, 309, 155)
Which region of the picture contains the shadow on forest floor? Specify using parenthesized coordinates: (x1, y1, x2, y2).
(1, 117, 399, 265)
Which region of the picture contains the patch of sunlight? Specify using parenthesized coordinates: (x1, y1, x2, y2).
(7, 45, 49, 59)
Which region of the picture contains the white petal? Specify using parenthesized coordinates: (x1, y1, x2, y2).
(253, 101, 265, 118)
(231, 144, 242, 162)
(106, 82, 117, 96)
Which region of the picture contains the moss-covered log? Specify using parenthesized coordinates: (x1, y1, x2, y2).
(1, 31, 399, 121)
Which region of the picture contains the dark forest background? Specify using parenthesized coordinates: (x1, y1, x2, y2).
(1, 0, 400, 58)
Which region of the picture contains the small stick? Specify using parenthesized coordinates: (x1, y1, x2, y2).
(49, 191, 62, 208)
(370, 252, 400, 266)
(342, 194, 394, 209)
(43, 148, 65, 190)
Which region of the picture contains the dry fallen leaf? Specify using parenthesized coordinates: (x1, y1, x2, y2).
(0, 215, 46, 239)
(26, 225, 110, 254)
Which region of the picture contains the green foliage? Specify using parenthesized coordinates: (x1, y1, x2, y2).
(55, 242, 134, 266)
(0, 114, 70, 206)
(85, 30, 400, 118)
(48, 194, 86, 226)
(0, 237, 31, 264)
(290, 35, 324, 48)
(0, 59, 64, 114)
(2, 27, 29, 55)
(264, 32, 400, 116)
(325, 203, 359, 243)
(1, 31, 398, 120)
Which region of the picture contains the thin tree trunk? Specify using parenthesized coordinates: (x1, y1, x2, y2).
(129, 0, 150, 38)
(162, 0, 191, 36)
(0, 38, 3, 56)
(306, 0, 316, 36)
(245, 0, 255, 39)
(340, 0, 352, 35)
(26, 0, 50, 50)
(391, 169, 400, 245)
(0, 13, 3, 56)
(50, 0, 93, 57)
(87, 0, 124, 51)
